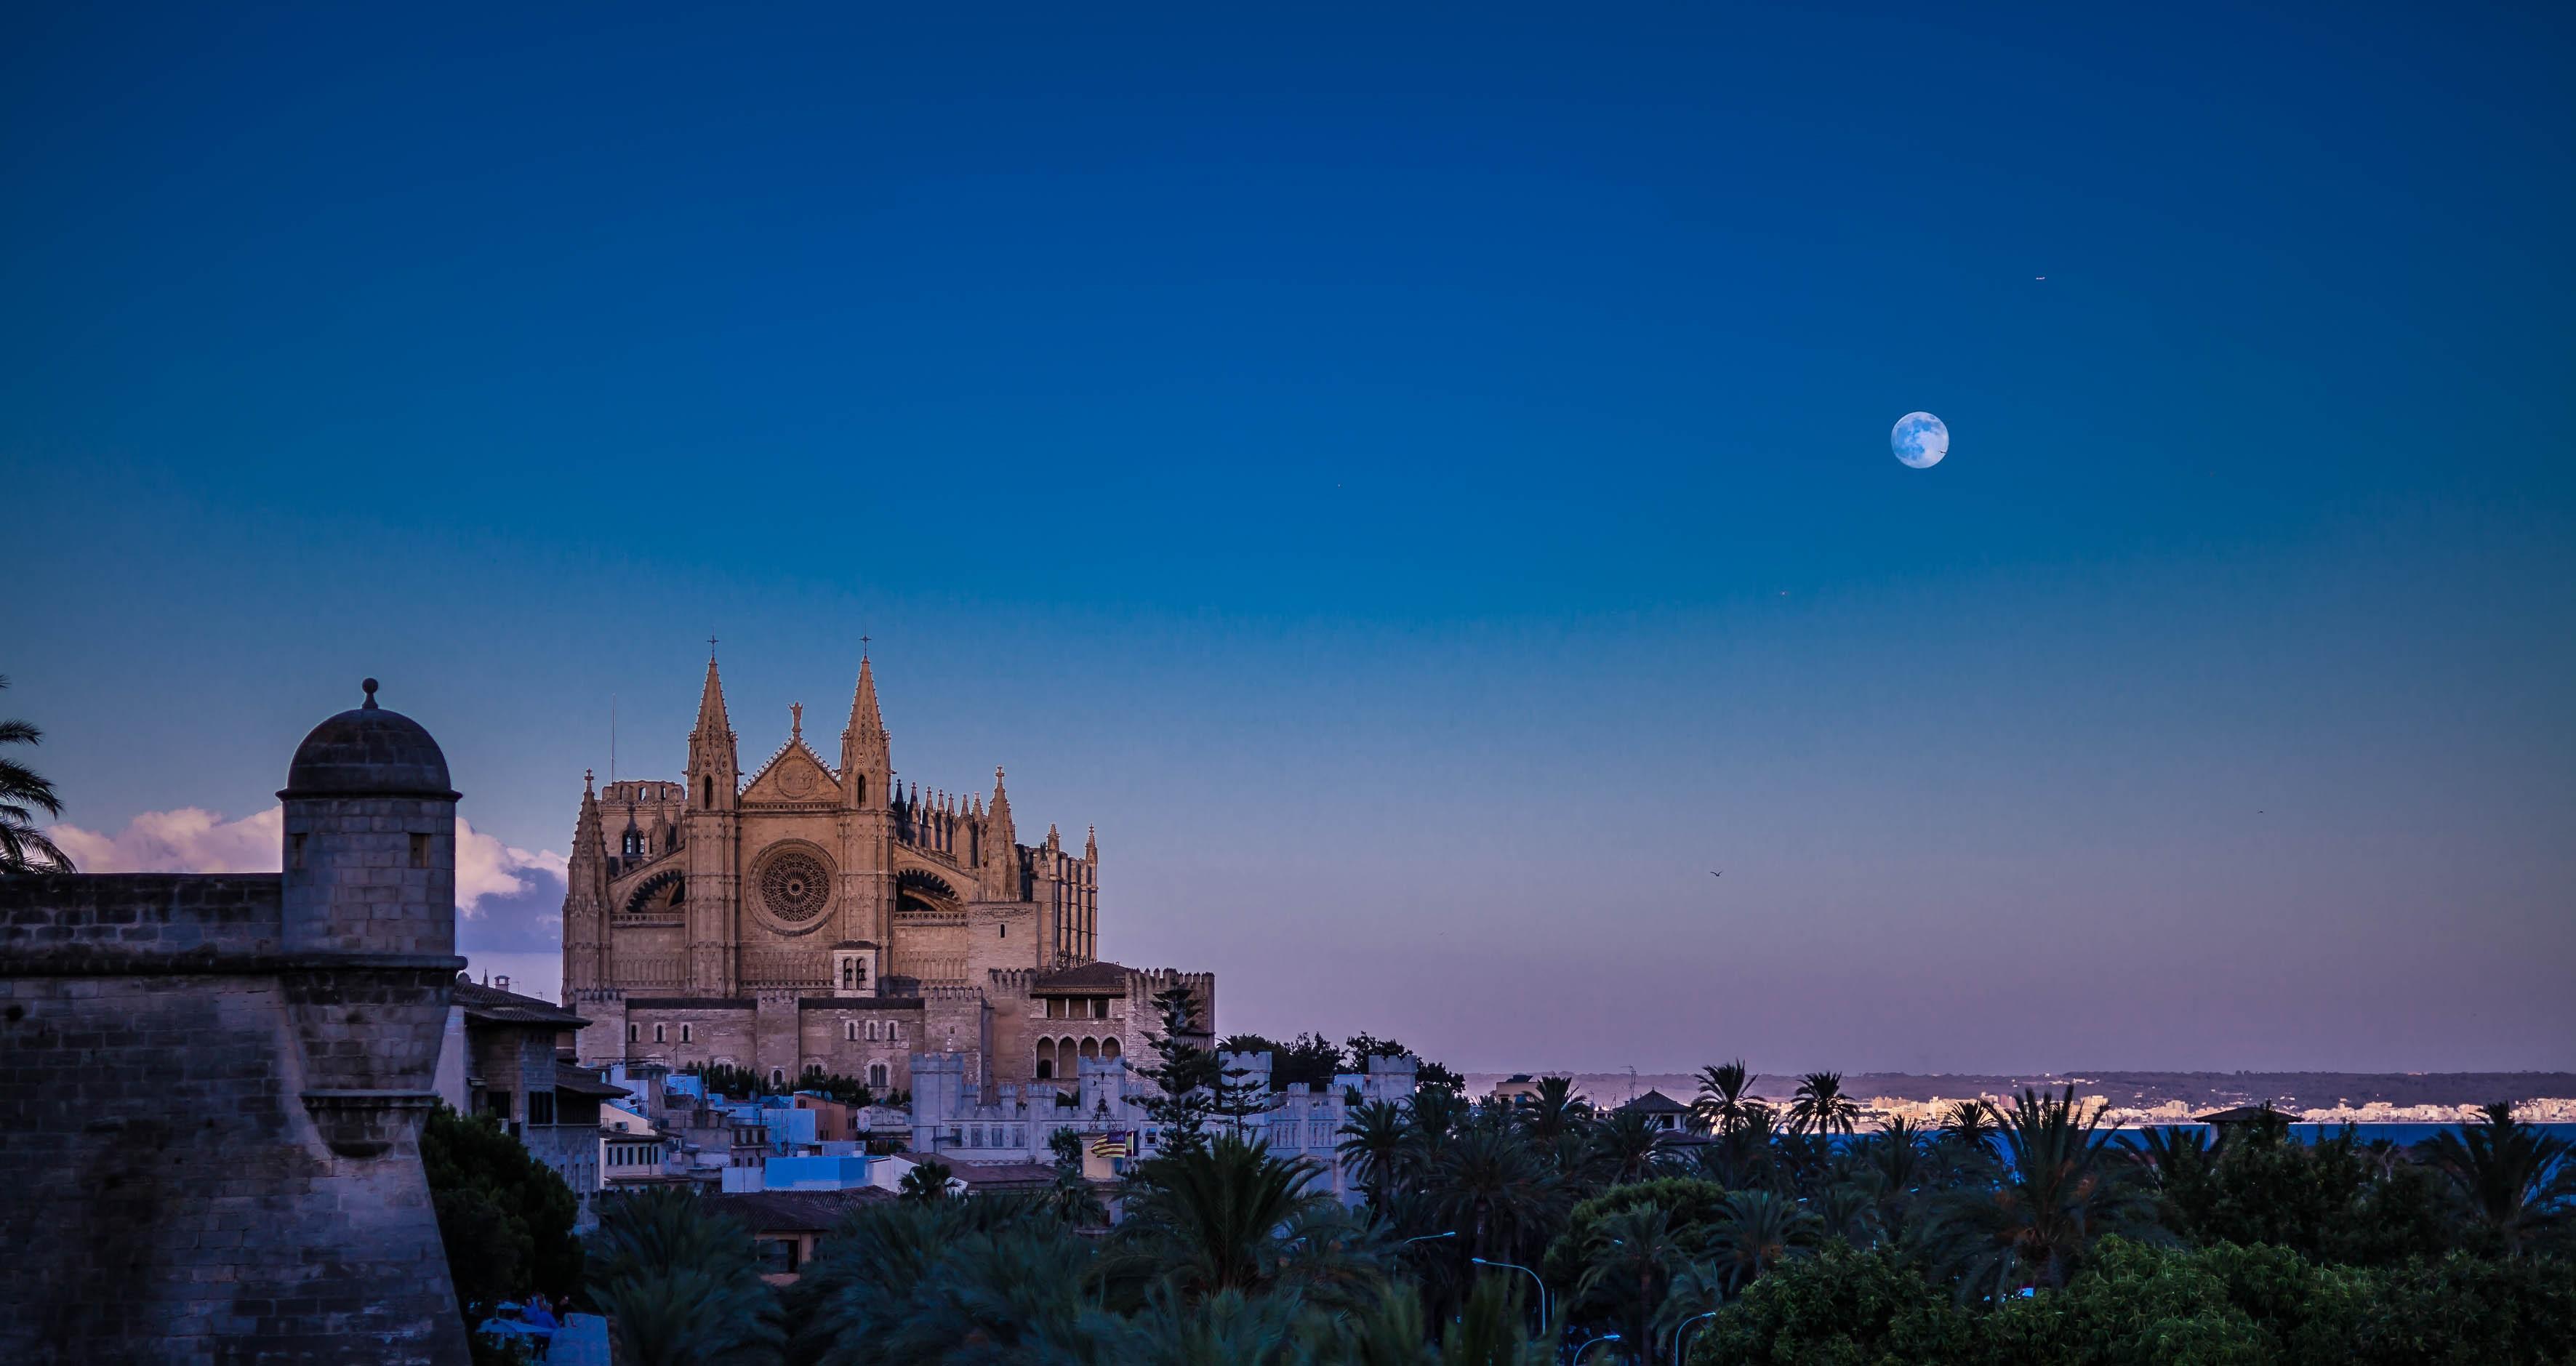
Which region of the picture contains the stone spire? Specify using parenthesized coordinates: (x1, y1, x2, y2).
(563, 770, 609, 992)
(982, 766, 1018, 900)
(840, 656, 889, 809)
(686, 654, 739, 811)
(1085, 825, 1097, 862)
(691, 655, 732, 739)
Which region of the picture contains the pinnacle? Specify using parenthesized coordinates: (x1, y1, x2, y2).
(693, 655, 731, 736)
(846, 655, 886, 737)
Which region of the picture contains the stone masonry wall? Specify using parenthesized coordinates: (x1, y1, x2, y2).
(0, 875, 468, 1365)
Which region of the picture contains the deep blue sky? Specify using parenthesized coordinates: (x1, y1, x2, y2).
(8, 3, 2572, 1072)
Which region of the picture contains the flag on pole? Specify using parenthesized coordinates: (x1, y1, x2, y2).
(1090, 1131, 1133, 1158)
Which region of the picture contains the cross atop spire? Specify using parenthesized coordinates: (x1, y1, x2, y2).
(707, 633, 719, 659)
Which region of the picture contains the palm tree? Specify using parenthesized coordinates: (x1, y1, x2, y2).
(1649, 1260, 1729, 1364)
(1709, 1189, 1820, 1293)
(1692, 1060, 1757, 1136)
(1935, 1098, 1999, 1181)
(1337, 1098, 1413, 1208)
(1408, 1084, 1467, 1172)
(1524, 1076, 1590, 1145)
(586, 1188, 782, 1366)
(0, 677, 71, 874)
(1933, 1085, 2157, 1296)
(1856, 1116, 1932, 1238)
(1590, 1109, 1667, 1186)
(1573, 1205, 1687, 1359)
(2423, 1102, 2576, 1257)
(1106, 1285, 1307, 1365)
(1117, 1134, 1343, 1299)
(1786, 1072, 1861, 1137)
(1429, 1122, 1564, 1267)
(872, 1218, 1103, 1361)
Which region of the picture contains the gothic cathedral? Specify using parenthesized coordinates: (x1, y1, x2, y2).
(561, 654, 1213, 1095)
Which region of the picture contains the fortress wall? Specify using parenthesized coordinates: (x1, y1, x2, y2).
(0, 875, 465, 1364)
(1, 873, 286, 965)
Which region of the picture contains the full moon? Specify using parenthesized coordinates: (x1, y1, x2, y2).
(1892, 411, 1949, 469)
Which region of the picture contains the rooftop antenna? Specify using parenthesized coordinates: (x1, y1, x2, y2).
(610, 692, 617, 787)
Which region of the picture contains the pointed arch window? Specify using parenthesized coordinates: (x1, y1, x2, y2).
(702, 776, 714, 808)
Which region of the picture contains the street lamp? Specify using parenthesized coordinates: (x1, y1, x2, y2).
(1672, 1309, 1719, 1365)
(1573, 1330, 1622, 1362)
(1403, 1230, 1457, 1246)
(1468, 1255, 1549, 1333)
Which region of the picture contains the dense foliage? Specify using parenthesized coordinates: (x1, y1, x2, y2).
(562, 1063, 2574, 1364)
(422, 1102, 584, 1324)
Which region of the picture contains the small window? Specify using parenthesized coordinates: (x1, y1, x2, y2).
(628, 1024, 639, 1042)
(702, 776, 713, 808)
(529, 1092, 555, 1125)
(856, 775, 867, 805)
(409, 833, 430, 869)
(680, 1024, 693, 1044)
(846, 1021, 857, 1042)
(1091, 997, 1109, 1019)
(289, 834, 307, 869)
(998, 924, 1006, 939)
(870, 1063, 888, 1088)
(891, 1022, 902, 1042)
(654, 1024, 666, 1043)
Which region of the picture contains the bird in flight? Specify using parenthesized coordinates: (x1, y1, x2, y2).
(1709, 870, 1722, 878)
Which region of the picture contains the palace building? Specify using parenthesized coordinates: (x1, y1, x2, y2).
(563, 654, 1212, 1095)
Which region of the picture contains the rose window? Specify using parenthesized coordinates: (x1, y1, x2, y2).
(758, 849, 832, 923)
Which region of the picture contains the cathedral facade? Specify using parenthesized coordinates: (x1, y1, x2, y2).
(563, 656, 1212, 1095)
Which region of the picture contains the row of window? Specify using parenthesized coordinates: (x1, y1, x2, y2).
(1043, 996, 1112, 1020)
(607, 1142, 659, 1168)
(944, 1124, 1028, 1148)
(627, 1019, 913, 1046)
(1032, 1034, 1122, 1080)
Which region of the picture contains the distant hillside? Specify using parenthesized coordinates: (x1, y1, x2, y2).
(1463, 1070, 2576, 1112)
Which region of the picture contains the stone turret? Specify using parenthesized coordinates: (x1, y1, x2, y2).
(278, 677, 459, 957)
(274, 678, 468, 1163)
(0, 677, 473, 1361)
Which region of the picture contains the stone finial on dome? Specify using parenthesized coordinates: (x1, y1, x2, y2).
(280, 678, 457, 800)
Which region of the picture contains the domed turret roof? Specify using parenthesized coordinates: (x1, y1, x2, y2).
(280, 678, 458, 800)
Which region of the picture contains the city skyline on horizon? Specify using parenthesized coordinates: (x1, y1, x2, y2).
(9, 4, 2572, 1075)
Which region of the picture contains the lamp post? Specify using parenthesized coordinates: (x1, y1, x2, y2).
(1469, 1255, 1549, 1333)
(1573, 1330, 1623, 1362)
(1403, 1230, 1457, 1246)
(1672, 1309, 1719, 1365)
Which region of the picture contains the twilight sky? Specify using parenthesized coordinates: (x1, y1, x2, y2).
(7, 3, 2572, 1074)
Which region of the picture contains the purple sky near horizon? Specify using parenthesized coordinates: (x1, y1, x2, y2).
(7, 4, 2572, 1073)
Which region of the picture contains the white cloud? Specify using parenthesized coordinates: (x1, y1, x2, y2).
(454, 822, 569, 919)
(47, 806, 566, 917)
(47, 806, 284, 875)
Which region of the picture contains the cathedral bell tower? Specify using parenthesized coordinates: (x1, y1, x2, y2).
(838, 656, 895, 955)
(682, 653, 740, 994)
